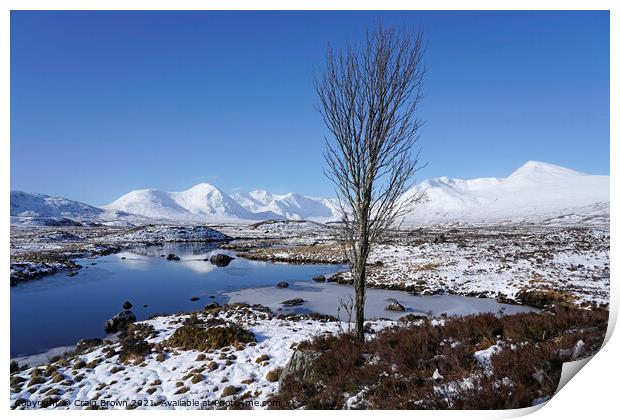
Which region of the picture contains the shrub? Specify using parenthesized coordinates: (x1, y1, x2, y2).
(175, 386, 189, 394)
(10, 361, 24, 374)
(274, 309, 608, 409)
(166, 323, 255, 351)
(10, 376, 26, 388)
(255, 354, 270, 363)
(115, 324, 155, 364)
(221, 385, 242, 397)
(27, 376, 46, 387)
(266, 368, 282, 383)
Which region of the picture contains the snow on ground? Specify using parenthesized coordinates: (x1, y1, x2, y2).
(214, 219, 336, 241)
(10, 305, 394, 410)
(101, 225, 231, 243)
(361, 228, 609, 305)
(10, 221, 610, 308)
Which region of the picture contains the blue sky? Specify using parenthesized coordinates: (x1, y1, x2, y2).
(11, 11, 609, 205)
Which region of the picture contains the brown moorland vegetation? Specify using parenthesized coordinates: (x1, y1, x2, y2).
(272, 308, 608, 409)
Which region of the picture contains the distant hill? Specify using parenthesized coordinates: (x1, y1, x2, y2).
(400, 161, 609, 226)
(11, 161, 610, 227)
(103, 183, 283, 223)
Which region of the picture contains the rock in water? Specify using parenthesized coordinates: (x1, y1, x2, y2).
(104, 310, 137, 333)
(312, 275, 326, 282)
(122, 301, 132, 310)
(385, 301, 406, 312)
(166, 254, 180, 261)
(276, 282, 289, 288)
(210, 254, 234, 267)
(281, 298, 305, 307)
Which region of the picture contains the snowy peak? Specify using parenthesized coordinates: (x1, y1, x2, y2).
(232, 190, 339, 222)
(105, 184, 283, 223)
(403, 161, 609, 226)
(10, 191, 139, 226)
(11, 191, 104, 219)
(508, 160, 585, 180)
(11, 161, 609, 227)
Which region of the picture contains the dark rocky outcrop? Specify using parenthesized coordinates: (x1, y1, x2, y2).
(209, 254, 234, 267)
(312, 275, 326, 282)
(282, 298, 305, 307)
(385, 301, 406, 312)
(104, 310, 137, 333)
(276, 282, 289, 288)
(204, 302, 221, 311)
(166, 254, 180, 261)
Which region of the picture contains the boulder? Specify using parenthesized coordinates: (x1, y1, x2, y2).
(204, 302, 221, 311)
(385, 301, 406, 312)
(210, 254, 234, 267)
(104, 310, 136, 333)
(281, 298, 305, 307)
(122, 301, 132, 310)
(166, 254, 180, 261)
(279, 349, 322, 387)
(276, 282, 289, 288)
(312, 275, 326, 282)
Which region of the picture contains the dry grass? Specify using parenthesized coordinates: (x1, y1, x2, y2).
(272, 308, 608, 409)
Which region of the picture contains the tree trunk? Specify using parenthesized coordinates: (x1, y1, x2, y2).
(354, 261, 366, 339)
(354, 229, 370, 340)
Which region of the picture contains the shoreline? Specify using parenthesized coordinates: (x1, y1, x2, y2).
(10, 303, 609, 410)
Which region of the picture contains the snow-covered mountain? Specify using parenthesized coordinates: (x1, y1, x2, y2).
(104, 184, 282, 223)
(10, 191, 136, 226)
(232, 190, 339, 223)
(400, 161, 609, 226)
(11, 161, 610, 227)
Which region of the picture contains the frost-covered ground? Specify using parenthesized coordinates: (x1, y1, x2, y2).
(11, 222, 610, 308)
(9, 221, 610, 410)
(9, 305, 393, 410)
(235, 226, 610, 307)
(360, 227, 610, 306)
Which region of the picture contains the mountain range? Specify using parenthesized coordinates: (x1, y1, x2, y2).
(10, 161, 610, 227)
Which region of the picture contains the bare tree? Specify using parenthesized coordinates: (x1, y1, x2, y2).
(316, 23, 426, 340)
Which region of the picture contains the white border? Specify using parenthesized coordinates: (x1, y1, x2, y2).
(1, 1, 615, 419)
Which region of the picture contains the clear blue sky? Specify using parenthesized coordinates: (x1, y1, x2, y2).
(11, 10, 609, 205)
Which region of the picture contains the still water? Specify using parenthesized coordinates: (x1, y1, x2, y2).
(10, 242, 535, 358)
(10, 243, 342, 357)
